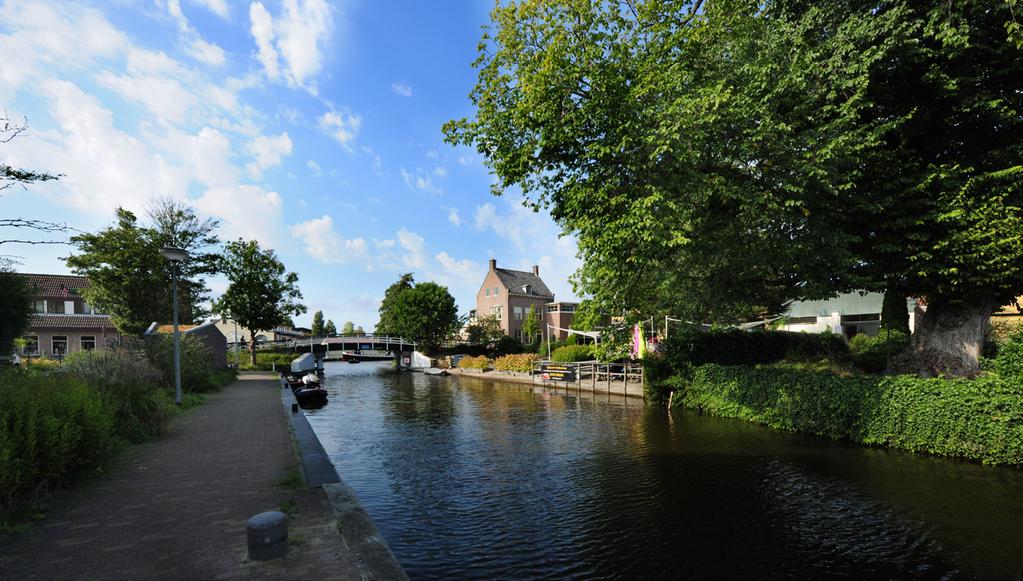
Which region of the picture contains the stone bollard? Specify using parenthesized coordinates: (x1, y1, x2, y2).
(247, 511, 288, 561)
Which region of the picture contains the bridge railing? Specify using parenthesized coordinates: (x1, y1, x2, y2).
(255, 335, 417, 351)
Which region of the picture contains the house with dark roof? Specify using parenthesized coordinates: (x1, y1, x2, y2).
(17, 273, 120, 358)
(475, 259, 578, 341)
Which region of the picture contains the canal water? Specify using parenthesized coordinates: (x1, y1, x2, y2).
(304, 361, 1023, 580)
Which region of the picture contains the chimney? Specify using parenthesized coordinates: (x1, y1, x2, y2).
(489, 258, 497, 270)
(532, 265, 539, 276)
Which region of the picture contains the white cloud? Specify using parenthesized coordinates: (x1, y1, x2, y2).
(391, 82, 412, 97)
(195, 185, 285, 248)
(306, 159, 323, 177)
(433, 166, 447, 178)
(361, 146, 383, 174)
(249, 2, 279, 80)
(435, 252, 480, 286)
(447, 207, 461, 227)
(247, 0, 333, 90)
(95, 50, 198, 124)
(191, 0, 230, 19)
(457, 155, 472, 166)
(318, 110, 362, 149)
(188, 37, 226, 67)
(399, 166, 442, 195)
(397, 228, 426, 269)
(425, 149, 438, 159)
(245, 132, 293, 177)
(290, 215, 367, 264)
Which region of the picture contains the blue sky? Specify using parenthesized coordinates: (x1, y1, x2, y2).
(0, 0, 581, 330)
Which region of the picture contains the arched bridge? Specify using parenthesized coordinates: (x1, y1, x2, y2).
(260, 334, 417, 361)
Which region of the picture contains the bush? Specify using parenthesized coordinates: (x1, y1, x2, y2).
(0, 370, 117, 524)
(551, 345, 594, 362)
(493, 353, 539, 373)
(143, 334, 224, 393)
(994, 328, 1023, 382)
(63, 348, 172, 442)
(848, 330, 910, 373)
(661, 326, 848, 371)
(671, 364, 1023, 466)
(495, 335, 524, 355)
(457, 355, 491, 370)
(237, 352, 298, 371)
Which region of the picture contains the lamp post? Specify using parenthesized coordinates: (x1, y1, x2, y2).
(160, 246, 190, 405)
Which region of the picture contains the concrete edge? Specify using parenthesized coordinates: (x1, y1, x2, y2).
(322, 482, 410, 581)
(448, 368, 647, 399)
(278, 380, 408, 580)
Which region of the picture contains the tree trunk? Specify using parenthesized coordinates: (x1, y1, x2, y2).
(894, 296, 995, 378)
(250, 341, 257, 366)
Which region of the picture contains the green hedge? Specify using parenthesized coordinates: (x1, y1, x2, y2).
(493, 354, 538, 373)
(669, 364, 1023, 465)
(237, 352, 297, 371)
(457, 355, 491, 370)
(661, 326, 848, 369)
(848, 330, 910, 373)
(551, 345, 594, 362)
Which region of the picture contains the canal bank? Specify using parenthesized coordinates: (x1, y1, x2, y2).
(448, 366, 646, 399)
(0, 373, 397, 580)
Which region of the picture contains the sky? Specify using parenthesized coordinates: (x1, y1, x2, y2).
(0, 0, 582, 330)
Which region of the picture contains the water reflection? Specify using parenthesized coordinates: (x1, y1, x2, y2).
(304, 362, 1022, 580)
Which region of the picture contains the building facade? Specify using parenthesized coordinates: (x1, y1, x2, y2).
(18, 274, 120, 358)
(474, 259, 578, 341)
(774, 292, 918, 339)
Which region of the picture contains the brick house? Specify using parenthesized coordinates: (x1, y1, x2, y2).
(18, 274, 121, 358)
(475, 259, 578, 341)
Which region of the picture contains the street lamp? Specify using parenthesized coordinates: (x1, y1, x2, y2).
(160, 246, 190, 405)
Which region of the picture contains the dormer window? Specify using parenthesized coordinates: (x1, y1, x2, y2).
(522, 284, 531, 294)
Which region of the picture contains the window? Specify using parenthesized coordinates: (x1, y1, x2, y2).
(547, 305, 558, 313)
(31, 300, 45, 313)
(22, 336, 39, 356)
(562, 305, 576, 313)
(841, 313, 881, 324)
(490, 305, 502, 319)
(514, 306, 523, 320)
(65, 300, 75, 314)
(80, 336, 96, 351)
(493, 287, 499, 296)
(52, 336, 68, 356)
(787, 316, 817, 325)
(485, 288, 490, 297)
(51, 301, 65, 314)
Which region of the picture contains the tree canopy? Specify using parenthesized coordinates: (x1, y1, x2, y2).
(324, 319, 337, 336)
(375, 274, 459, 352)
(311, 310, 325, 337)
(446, 0, 1023, 376)
(66, 204, 219, 335)
(214, 239, 305, 363)
(341, 321, 355, 335)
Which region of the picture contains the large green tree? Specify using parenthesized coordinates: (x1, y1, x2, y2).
(447, 0, 1023, 377)
(66, 204, 219, 335)
(324, 319, 337, 336)
(214, 239, 306, 364)
(375, 274, 459, 353)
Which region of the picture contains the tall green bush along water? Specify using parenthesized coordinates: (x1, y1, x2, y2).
(306, 362, 1023, 580)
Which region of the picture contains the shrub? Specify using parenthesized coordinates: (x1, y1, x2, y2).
(143, 334, 224, 393)
(551, 345, 594, 362)
(0, 370, 117, 523)
(672, 364, 1023, 466)
(493, 353, 538, 373)
(63, 348, 172, 442)
(457, 355, 491, 370)
(848, 330, 910, 373)
(661, 326, 848, 371)
(994, 328, 1023, 383)
(237, 352, 299, 371)
(495, 335, 524, 355)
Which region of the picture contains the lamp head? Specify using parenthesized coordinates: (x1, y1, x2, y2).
(159, 246, 190, 262)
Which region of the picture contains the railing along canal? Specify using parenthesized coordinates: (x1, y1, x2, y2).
(531, 360, 645, 398)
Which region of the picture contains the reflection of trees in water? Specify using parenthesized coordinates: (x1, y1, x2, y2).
(380, 371, 458, 425)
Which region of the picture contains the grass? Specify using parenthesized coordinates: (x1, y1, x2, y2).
(273, 468, 306, 491)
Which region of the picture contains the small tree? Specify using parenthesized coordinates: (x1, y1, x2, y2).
(324, 319, 337, 336)
(214, 239, 305, 364)
(466, 315, 504, 345)
(311, 310, 325, 337)
(522, 305, 540, 345)
(354, 325, 365, 336)
(341, 321, 355, 335)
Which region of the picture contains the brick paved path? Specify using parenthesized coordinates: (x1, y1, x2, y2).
(0, 374, 360, 580)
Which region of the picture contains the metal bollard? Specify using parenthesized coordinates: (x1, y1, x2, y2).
(291, 403, 298, 413)
(246, 511, 288, 561)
